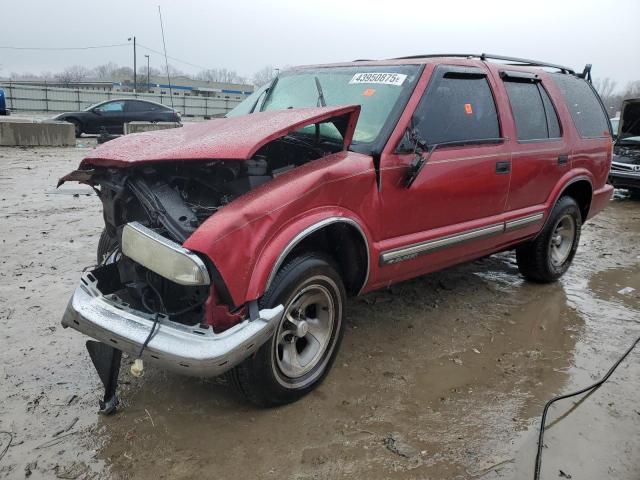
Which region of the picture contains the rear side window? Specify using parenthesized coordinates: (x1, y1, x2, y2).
(503, 80, 561, 141)
(551, 74, 609, 138)
(128, 101, 156, 112)
(413, 72, 500, 145)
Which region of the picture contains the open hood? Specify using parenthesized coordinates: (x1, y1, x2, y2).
(80, 105, 360, 168)
(617, 98, 640, 144)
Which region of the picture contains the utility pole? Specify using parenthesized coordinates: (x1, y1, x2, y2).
(128, 36, 137, 92)
(145, 54, 150, 92)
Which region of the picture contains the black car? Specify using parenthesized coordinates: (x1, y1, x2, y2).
(609, 98, 640, 197)
(53, 99, 181, 137)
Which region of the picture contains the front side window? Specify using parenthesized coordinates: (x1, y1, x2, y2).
(413, 71, 500, 145)
(503, 80, 561, 141)
(96, 101, 125, 113)
(550, 74, 610, 138)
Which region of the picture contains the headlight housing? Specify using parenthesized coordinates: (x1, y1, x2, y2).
(121, 222, 210, 286)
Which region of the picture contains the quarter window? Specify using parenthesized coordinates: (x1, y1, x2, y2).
(503, 80, 561, 141)
(413, 73, 500, 145)
(550, 73, 610, 138)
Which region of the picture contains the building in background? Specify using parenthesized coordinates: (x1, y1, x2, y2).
(1, 76, 254, 101)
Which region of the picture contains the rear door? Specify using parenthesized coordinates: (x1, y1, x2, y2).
(125, 100, 155, 123)
(499, 71, 567, 212)
(376, 65, 511, 280)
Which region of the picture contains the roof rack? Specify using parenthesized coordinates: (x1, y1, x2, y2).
(392, 53, 575, 74)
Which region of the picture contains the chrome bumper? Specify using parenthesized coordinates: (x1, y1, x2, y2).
(61, 273, 284, 377)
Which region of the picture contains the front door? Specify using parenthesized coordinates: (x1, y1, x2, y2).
(376, 65, 511, 283)
(93, 100, 126, 134)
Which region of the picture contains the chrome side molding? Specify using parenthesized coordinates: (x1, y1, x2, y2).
(504, 212, 544, 232)
(380, 212, 544, 266)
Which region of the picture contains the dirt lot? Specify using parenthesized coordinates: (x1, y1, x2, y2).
(0, 140, 638, 480)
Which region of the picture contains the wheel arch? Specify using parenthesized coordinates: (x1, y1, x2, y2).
(557, 177, 593, 222)
(249, 216, 371, 301)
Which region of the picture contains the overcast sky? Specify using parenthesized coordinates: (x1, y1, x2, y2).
(1, 0, 638, 88)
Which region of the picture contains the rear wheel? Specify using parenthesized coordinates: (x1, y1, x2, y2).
(228, 253, 346, 407)
(516, 196, 582, 283)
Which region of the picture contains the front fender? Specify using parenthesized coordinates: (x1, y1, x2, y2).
(245, 209, 373, 302)
(183, 150, 378, 307)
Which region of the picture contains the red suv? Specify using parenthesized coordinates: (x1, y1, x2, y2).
(60, 54, 613, 411)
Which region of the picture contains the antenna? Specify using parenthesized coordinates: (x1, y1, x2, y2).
(158, 5, 174, 109)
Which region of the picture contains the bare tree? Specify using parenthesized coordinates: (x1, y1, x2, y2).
(251, 66, 277, 87)
(92, 62, 119, 79)
(593, 77, 617, 99)
(55, 65, 91, 86)
(622, 80, 640, 99)
(195, 68, 245, 84)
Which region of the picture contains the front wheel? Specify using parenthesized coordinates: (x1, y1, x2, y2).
(228, 253, 346, 407)
(68, 119, 82, 138)
(516, 196, 582, 283)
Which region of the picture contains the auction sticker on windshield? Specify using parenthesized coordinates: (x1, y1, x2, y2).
(349, 73, 407, 86)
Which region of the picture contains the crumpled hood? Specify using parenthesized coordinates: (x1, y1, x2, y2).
(80, 105, 360, 168)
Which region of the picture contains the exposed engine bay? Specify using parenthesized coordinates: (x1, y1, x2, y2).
(62, 134, 341, 327)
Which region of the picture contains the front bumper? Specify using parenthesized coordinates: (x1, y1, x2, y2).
(62, 272, 283, 377)
(608, 170, 640, 190)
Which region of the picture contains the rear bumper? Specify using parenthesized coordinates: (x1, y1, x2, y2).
(62, 272, 283, 377)
(587, 184, 614, 220)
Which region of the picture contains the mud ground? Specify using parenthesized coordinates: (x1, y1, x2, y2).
(0, 140, 638, 480)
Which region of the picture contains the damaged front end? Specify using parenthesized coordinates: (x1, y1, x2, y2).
(59, 106, 359, 412)
(609, 98, 640, 193)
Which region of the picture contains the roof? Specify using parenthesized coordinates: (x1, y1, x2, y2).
(293, 53, 578, 75)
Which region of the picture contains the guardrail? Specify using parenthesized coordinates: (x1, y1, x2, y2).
(0, 83, 244, 117)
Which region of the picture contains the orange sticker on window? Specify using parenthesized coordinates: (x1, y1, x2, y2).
(362, 88, 376, 97)
(464, 103, 473, 114)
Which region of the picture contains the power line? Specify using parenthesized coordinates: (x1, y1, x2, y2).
(0, 43, 129, 51)
(0, 41, 215, 73)
(137, 43, 212, 71)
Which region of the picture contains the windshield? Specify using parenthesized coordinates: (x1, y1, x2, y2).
(251, 65, 420, 148)
(226, 83, 270, 117)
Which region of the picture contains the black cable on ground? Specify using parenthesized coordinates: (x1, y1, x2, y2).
(534, 335, 640, 480)
(0, 431, 13, 463)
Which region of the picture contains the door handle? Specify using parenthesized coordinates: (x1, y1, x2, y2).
(557, 154, 569, 166)
(495, 160, 511, 174)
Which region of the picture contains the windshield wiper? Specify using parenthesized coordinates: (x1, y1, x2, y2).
(254, 76, 278, 113)
(314, 76, 326, 107)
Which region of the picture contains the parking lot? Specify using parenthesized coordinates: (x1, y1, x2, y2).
(0, 140, 638, 479)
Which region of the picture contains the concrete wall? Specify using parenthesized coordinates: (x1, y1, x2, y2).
(0, 83, 245, 117)
(0, 118, 75, 146)
(124, 121, 182, 134)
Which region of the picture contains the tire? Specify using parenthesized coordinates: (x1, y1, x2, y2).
(228, 252, 346, 407)
(516, 196, 582, 283)
(97, 229, 117, 264)
(628, 188, 640, 200)
(68, 119, 82, 138)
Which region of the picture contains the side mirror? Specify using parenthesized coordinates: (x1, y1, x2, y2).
(92, 108, 102, 116)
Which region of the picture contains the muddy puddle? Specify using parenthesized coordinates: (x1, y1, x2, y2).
(0, 145, 638, 479)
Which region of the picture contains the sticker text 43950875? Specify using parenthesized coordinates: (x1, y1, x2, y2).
(349, 72, 407, 86)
